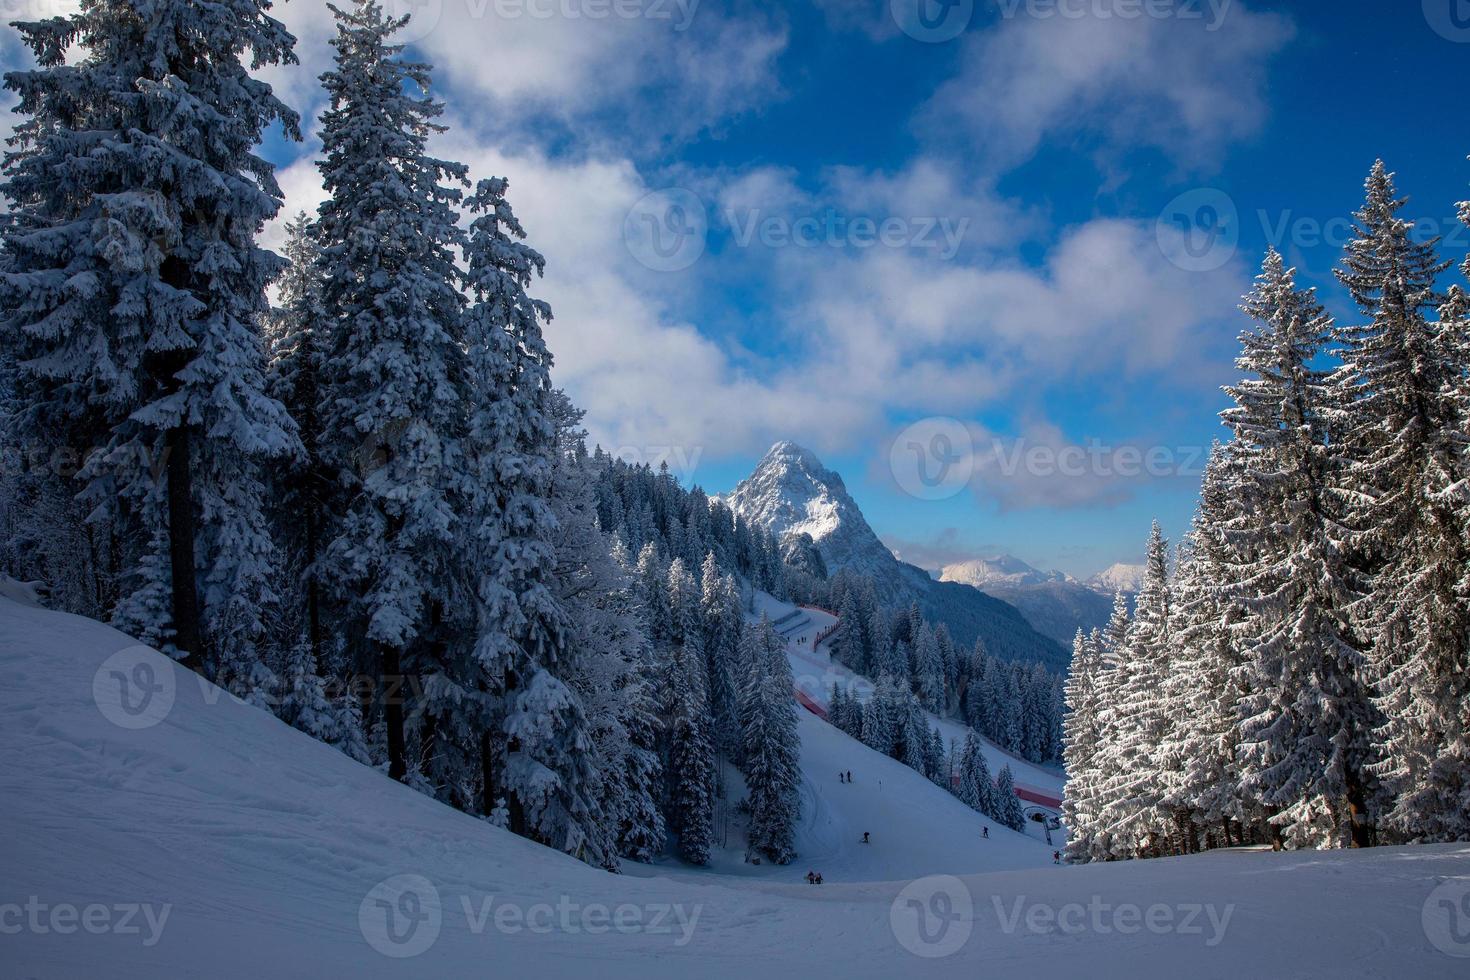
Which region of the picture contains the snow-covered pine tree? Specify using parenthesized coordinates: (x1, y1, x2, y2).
(956, 730, 995, 817)
(1091, 522, 1174, 858)
(913, 622, 945, 712)
(312, 0, 470, 782)
(457, 174, 608, 862)
(1, 0, 302, 675)
(740, 618, 801, 864)
(663, 562, 717, 864)
(701, 553, 744, 762)
(264, 213, 333, 675)
(994, 765, 1027, 832)
(1061, 628, 1103, 861)
(530, 391, 665, 868)
(860, 677, 897, 756)
(1230, 248, 1378, 849)
(1334, 164, 1469, 844)
(1162, 445, 1250, 851)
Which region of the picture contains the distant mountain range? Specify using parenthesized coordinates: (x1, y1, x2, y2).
(726, 442, 1069, 670)
(931, 556, 1142, 646)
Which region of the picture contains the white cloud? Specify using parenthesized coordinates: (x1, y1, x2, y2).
(264, 0, 788, 150)
(919, 2, 1292, 172)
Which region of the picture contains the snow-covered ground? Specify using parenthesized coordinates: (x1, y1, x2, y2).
(5, 593, 1470, 978)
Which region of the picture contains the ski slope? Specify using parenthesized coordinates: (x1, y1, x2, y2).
(5, 593, 1470, 978)
(751, 593, 1065, 813)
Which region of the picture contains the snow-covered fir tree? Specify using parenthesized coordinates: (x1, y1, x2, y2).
(661, 561, 717, 865)
(994, 765, 1027, 832)
(311, 0, 471, 782)
(1334, 164, 1469, 844)
(1091, 523, 1174, 859)
(739, 618, 801, 864)
(1229, 249, 1379, 849)
(1, 0, 302, 678)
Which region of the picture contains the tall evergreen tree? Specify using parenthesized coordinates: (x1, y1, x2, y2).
(1335, 165, 1469, 843)
(312, 0, 470, 781)
(740, 619, 801, 864)
(1230, 249, 1378, 848)
(1, 0, 302, 675)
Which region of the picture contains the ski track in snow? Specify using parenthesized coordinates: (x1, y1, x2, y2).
(4, 594, 1470, 978)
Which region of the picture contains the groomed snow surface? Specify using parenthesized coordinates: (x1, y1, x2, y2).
(4, 592, 1470, 977)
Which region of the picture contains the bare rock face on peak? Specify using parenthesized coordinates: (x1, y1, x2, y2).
(727, 442, 1068, 670)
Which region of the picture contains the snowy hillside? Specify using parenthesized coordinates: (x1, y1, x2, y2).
(728, 443, 1068, 668)
(6, 594, 1470, 977)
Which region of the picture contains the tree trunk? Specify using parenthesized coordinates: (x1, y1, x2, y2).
(379, 641, 407, 781)
(480, 729, 497, 816)
(165, 424, 205, 672)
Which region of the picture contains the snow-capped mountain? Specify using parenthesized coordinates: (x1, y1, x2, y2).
(939, 555, 1071, 589)
(727, 442, 1068, 669)
(726, 441, 903, 582)
(936, 558, 1109, 648)
(1087, 562, 1148, 595)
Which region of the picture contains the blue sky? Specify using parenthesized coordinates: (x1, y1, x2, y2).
(6, 0, 1467, 577)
